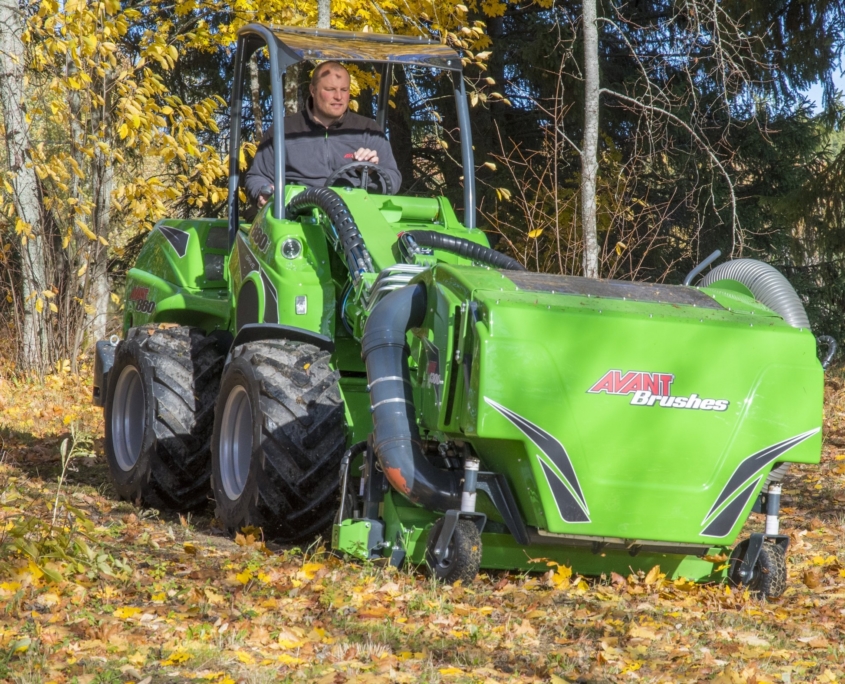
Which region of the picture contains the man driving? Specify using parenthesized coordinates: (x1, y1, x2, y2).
(246, 61, 402, 205)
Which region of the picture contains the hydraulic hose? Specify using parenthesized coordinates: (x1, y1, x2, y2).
(361, 283, 462, 512)
(288, 187, 374, 280)
(700, 258, 810, 329)
(405, 230, 525, 271)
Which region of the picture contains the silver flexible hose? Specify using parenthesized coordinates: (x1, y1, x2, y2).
(700, 259, 810, 329)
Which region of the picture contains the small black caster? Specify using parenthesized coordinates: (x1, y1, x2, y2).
(425, 516, 482, 584)
(729, 537, 787, 599)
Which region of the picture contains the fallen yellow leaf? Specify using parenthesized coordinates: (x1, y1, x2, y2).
(113, 606, 142, 619)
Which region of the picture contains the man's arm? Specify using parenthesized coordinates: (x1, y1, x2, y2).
(363, 130, 402, 193)
(245, 133, 275, 205)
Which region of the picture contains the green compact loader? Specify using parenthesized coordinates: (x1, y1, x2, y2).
(94, 26, 829, 598)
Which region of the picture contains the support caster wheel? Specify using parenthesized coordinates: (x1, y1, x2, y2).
(729, 538, 787, 599)
(425, 517, 482, 584)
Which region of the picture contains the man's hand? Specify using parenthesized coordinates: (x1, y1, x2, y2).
(353, 148, 379, 164)
(257, 184, 274, 207)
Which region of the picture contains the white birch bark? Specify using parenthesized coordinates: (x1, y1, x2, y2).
(249, 55, 263, 139)
(317, 0, 330, 29)
(0, 0, 50, 371)
(581, 0, 600, 279)
(87, 148, 112, 345)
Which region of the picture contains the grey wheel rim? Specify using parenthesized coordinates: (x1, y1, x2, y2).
(219, 385, 253, 500)
(112, 365, 145, 471)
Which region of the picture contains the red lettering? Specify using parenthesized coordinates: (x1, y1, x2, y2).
(588, 370, 618, 394)
(618, 372, 643, 394)
(658, 373, 674, 395)
(589, 369, 675, 395)
(641, 373, 660, 395)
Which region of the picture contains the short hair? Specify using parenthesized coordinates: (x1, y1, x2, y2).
(310, 61, 349, 87)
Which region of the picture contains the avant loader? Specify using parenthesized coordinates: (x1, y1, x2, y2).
(93, 26, 827, 598)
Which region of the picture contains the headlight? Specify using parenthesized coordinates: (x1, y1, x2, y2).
(281, 238, 303, 259)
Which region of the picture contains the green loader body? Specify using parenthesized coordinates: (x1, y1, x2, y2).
(95, 25, 824, 593)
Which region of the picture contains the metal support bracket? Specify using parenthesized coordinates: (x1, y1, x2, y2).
(389, 532, 407, 567)
(476, 472, 529, 545)
(362, 441, 386, 521)
(337, 440, 367, 523)
(433, 509, 487, 561)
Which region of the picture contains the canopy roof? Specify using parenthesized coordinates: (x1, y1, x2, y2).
(268, 26, 463, 71)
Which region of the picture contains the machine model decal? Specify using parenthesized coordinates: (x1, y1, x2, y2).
(236, 233, 260, 281)
(701, 477, 761, 538)
(484, 397, 590, 523)
(128, 286, 156, 314)
(157, 225, 190, 258)
(249, 223, 272, 254)
(588, 369, 729, 412)
(703, 428, 819, 524)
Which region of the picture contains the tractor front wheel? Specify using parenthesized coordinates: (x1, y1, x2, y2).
(211, 340, 345, 543)
(729, 538, 787, 600)
(104, 325, 223, 510)
(425, 517, 482, 584)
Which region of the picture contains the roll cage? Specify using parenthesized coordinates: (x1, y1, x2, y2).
(226, 25, 476, 249)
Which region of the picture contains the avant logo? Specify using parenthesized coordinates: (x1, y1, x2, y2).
(129, 286, 156, 314)
(588, 369, 729, 412)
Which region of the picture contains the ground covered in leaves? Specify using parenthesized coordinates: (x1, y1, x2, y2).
(2, 367, 845, 683)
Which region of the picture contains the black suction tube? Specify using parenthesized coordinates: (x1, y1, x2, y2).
(405, 230, 525, 271)
(361, 283, 462, 512)
(288, 187, 374, 280)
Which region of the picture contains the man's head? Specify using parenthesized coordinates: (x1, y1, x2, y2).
(309, 61, 350, 126)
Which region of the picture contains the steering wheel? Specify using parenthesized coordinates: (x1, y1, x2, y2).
(324, 161, 395, 195)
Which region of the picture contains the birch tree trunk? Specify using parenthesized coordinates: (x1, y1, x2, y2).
(581, 0, 600, 279)
(249, 56, 263, 139)
(0, 0, 50, 372)
(87, 71, 114, 350)
(87, 149, 112, 345)
(317, 0, 330, 29)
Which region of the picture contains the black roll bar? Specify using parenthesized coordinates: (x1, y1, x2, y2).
(227, 24, 477, 248)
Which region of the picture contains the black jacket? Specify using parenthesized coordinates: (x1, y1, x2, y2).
(245, 101, 402, 200)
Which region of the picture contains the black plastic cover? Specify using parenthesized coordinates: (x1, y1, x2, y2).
(503, 272, 724, 309)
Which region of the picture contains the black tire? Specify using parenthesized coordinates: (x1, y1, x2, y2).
(729, 539, 787, 599)
(104, 325, 224, 510)
(210, 340, 345, 543)
(425, 517, 482, 584)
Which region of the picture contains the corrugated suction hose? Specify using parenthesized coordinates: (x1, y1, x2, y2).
(700, 259, 810, 329)
(361, 283, 462, 512)
(288, 188, 374, 279)
(405, 230, 525, 271)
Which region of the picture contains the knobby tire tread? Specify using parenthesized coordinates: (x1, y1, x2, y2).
(125, 325, 223, 510)
(216, 339, 345, 543)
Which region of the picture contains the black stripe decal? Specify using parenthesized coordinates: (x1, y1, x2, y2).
(158, 225, 190, 258)
(485, 397, 589, 517)
(539, 460, 591, 523)
(261, 270, 279, 324)
(704, 428, 818, 521)
(702, 477, 760, 538)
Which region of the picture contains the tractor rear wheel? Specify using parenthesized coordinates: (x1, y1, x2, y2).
(104, 325, 223, 510)
(210, 340, 345, 543)
(729, 539, 787, 600)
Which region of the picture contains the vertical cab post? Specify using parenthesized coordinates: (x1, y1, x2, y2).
(454, 75, 475, 230)
(227, 25, 300, 248)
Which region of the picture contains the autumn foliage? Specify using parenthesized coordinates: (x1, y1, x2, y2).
(0, 0, 496, 373)
(0, 364, 842, 682)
